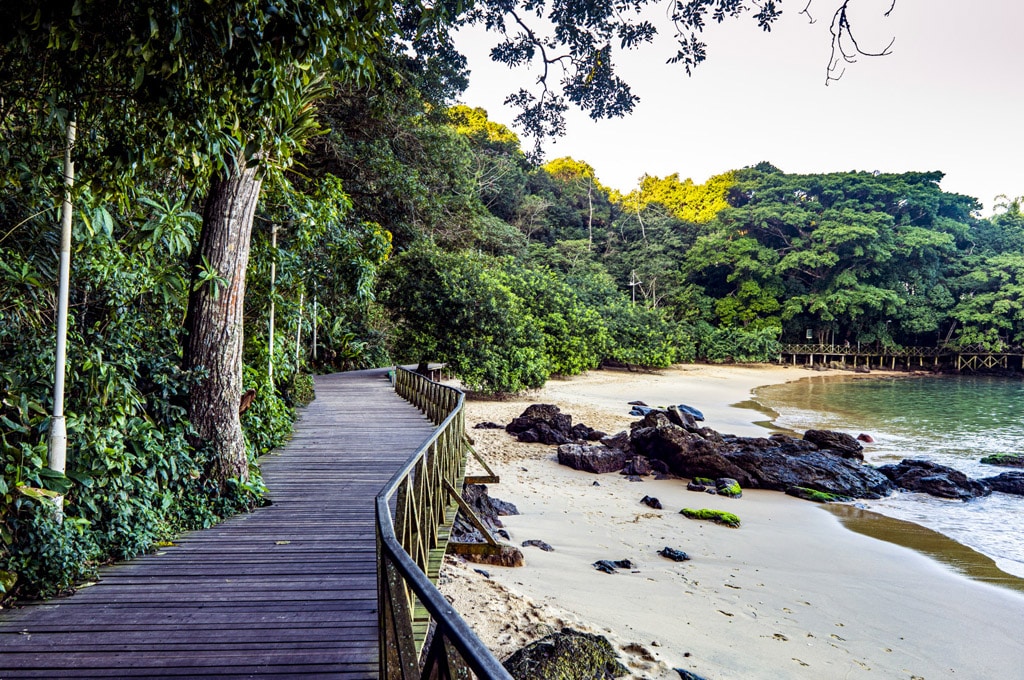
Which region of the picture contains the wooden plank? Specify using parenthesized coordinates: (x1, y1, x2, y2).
(0, 368, 437, 677)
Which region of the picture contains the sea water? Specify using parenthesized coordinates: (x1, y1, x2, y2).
(753, 374, 1024, 580)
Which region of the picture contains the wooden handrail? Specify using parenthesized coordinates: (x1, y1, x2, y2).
(376, 367, 513, 679)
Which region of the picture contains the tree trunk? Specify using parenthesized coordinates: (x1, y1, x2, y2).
(184, 163, 262, 485)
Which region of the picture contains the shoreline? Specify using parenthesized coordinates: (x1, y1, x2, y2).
(442, 364, 1024, 678)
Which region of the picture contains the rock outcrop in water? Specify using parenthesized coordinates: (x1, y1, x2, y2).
(877, 459, 991, 500)
(980, 470, 1024, 496)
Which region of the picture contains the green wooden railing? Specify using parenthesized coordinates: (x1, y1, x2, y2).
(376, 367, 513, 679)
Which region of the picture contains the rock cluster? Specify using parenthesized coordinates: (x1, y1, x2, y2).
(506, 404, 605, 445)
(628, 411, 894, 499)
(507, 403, 1014, 503)
(877, 459, 991, 500)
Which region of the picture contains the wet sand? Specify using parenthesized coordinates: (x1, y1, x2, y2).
(440, 365, 1024, 678)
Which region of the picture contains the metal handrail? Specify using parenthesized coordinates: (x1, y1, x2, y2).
(376, 367, 512, 679)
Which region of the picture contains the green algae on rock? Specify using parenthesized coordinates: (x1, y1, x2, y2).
(680, 508, 741, 527)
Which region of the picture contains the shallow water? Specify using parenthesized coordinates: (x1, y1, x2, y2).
(754, 373, 1024, 580)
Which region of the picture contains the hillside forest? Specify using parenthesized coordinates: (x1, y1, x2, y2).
(3, 2, 1023, 601)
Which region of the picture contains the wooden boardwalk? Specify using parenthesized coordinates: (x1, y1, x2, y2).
(0, 369, 436, 678)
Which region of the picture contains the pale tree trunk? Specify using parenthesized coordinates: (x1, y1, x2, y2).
(184, 163, 262, 485)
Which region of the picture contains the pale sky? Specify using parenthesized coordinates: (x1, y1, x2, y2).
(453, 0, 1024, 214)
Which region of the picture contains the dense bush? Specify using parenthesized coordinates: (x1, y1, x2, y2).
(699, 326, 783, 364)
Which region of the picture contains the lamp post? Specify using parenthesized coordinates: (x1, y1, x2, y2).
(47, 116, 76, 510)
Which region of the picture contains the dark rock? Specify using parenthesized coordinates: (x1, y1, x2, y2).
(526, 422, 570, 445)
(628, 400, 648, 406)
(592, 481, 601, 486)
(557, 444, 628, 474)
(878, 459, 991, 500)
(473, 421, 505, 430)
(687, 481, 710, 492)
(704, 487, 717, 495)
(857, 433, 875, 443)
(640, 495, 663, 509)
(658, 547, 690, 562)
(715, 477, 742, 498)
(587, 429, 607, 441)
(474, 569, 491, 578)
(522, 539, 555, 552)
(601, 431, 633, 455)
(675, 669, 710, 680)
(667, 406, 698, 430)
(650, 459, 670, 474)
(503, 628, 628, 680)
(803, 430, 864, 459)
(571, 423, 596, 441)
(621, 456, 653, 476)
(507, 404, 573, 444)
(980, 454, 1024, 468)
(980, 471, 1024, 495)
(626, 475, 643, 482)
(676, 404, 705, 421)
(451, 484, 520, 543)
(593, 559, 634, 574)
(631, 420, 894, 499)
(497, 529, 510, 540)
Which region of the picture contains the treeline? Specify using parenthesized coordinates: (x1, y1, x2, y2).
(3, 20, 1022, 600)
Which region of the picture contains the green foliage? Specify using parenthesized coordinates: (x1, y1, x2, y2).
(700, 326, 782, 364)
(680, 508, 741, 528)
(602, 302, 694, 368)
(381, 244, 548, 393)
(0, 189, 269, 601)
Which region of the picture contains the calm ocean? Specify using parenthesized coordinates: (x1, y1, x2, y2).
(753, 374, 1024, 581)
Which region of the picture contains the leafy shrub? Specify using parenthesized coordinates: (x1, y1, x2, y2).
(700, 326, 782, 363)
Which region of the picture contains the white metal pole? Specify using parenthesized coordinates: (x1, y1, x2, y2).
(268, 224, 278, 387)
(312, 295, 317, 361)
(294, 290, 304, 370)
(48, 116, 76, 496)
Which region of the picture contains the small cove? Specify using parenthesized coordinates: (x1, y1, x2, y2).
(753, 372, 1024, 584)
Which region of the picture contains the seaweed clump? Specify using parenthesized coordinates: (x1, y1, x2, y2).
(785, 486, 852, 503)
(680, 508, 741, 528)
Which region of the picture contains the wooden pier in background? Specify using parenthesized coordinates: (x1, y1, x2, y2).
(0, 369, 437, 678)
(780, 344, 1024, 372)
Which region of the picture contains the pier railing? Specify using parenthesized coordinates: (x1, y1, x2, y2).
(376, 367, 512, 679)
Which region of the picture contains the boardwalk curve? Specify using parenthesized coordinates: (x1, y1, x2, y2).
(0, 369, 436, 678)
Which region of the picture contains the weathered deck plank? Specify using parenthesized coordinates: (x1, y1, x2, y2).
(0, 369, 434, 678)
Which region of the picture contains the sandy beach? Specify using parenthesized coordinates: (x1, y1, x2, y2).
(439, 365, 1024, 679)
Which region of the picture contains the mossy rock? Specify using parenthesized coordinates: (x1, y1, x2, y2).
(692, 477, 715, 486)
(503, 628, 629, 680)
(680, 508, 740, 528)
(715, 478, 742, 498)
(785, 486, 852, 503)
(980, 453, 1024, 468)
